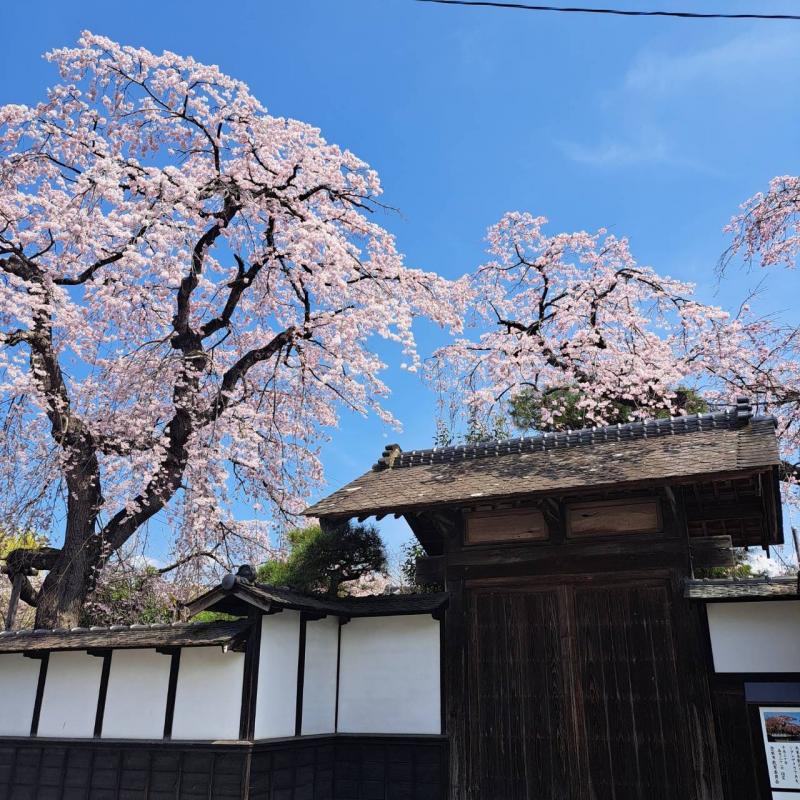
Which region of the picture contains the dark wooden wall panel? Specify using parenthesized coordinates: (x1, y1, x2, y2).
(0, 735, 447, 800)
(711, 682, 763, 800)
(574, 583, 689, 800)
(458, 578, 723, 800)
(465, 590, 572, 799)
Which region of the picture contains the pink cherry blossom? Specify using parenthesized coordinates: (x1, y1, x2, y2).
(432, 212, 730, 429)
(0, 33, 464, 627)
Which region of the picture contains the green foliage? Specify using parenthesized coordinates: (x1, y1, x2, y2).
(399, 538, 443, 593)
(436, 387, 709, 447)
(257, 523, 387, 597)
(509, 386, 709, 433)
(434, 409, 511, 447)
(464, 409, 511, 444)
(191, 610, 240, 623)
(694, 548, 754, 580)
(0, 529, 47, 560)
(510, 388, 627, 432)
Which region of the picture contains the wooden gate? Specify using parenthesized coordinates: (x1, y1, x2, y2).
(462, 578, 720, 800)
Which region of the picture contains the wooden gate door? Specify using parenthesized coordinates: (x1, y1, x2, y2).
(465, 588, 574, 799)
(464, 579, 719, 800)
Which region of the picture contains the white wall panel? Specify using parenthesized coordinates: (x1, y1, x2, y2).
(254, 611, 300, 739)
(708, 601, 800, 673)
(338, 615, 441, 734)
(38, 651, 103, 738)
(0, 653, 41, 735)
(301, 616, 339, 735)
(102, 649, 171, 739)
(171, 647, 244, 740)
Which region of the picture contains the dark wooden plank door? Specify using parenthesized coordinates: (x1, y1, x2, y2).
(573, 582, 690, 800)
(465, 589, 574, 799)
(463, 580, 719, 800)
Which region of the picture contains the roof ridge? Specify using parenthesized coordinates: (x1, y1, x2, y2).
(685, 574, 797, 586)
(0, 619, 233, 637)
(375, 406, 758, 471)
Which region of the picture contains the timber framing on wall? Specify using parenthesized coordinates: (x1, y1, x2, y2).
(91, 650, 112, 738)
(294, 615, 308, 736)
(162, 649, 180, 740)
(27, 652, 48, 737)
(239, 612, 262, 740)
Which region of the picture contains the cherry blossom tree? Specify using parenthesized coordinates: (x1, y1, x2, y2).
(431, 212, 730, 431)
(0, 33, 460, 628)
(725, 176, 800, 270)
(720, 178, 800, 484)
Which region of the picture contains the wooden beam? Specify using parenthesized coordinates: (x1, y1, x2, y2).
(239, 613, 262, 741)
(445, 541, 689, 581)
(162, 649, 181, 740)
(446, 537, 685, 568)
(29, 652, 49, 736)
(5, 573, 22, 631)
(93, 651, 112, 738)
(183, 587, 227, 618)
(685, 498, 764, 522)
(415, 555, 445, 585)
(689, 535, 735, 569)
(232, 588, 273, 615)
(294, 616, 307, 737)
(334, 622, 342, 733)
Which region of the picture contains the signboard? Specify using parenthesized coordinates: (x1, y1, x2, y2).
(759, 706, 800, 792)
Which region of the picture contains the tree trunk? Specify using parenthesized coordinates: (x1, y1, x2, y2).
(34, 513, 99, 629)
(34, 449, 102, 629)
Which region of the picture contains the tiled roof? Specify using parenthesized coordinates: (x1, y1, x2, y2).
(304, 406, 780, 519)
(684, 575, 799, 601)
(0, 618, 252, 654)
(186, 578, 448, 619)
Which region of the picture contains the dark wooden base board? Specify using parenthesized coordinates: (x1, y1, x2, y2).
(0, 734, 448, 800)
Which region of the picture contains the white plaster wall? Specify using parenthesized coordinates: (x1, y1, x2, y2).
(171, 647, 244, 740)
(254, 611, 300, 739)
(38, 651, 103, 738)
(0, 653, 41, 735)
(708, 601, 800, 673)
(337, 615, 441, 734)
(301, 616, 339, 735)
(102, 649, 172, 739)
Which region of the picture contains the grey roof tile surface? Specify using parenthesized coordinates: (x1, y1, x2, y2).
(684, 575, 798, 601)
(0, 618, 252, 654)
(305, 410, 780, 519)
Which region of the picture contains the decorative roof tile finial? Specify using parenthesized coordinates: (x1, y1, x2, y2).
(373, 443, 403, 471)
(735, 395, 753, 421)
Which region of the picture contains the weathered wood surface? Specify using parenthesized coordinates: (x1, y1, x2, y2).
(566, 497, 662, 537)
(709, 681, 763, 800)
(575, 583, 693, 798)
(0, 735, 448, 800)
(689, 535, 735, 569)
(463, 589, 573, 799)
(416, 554, 446, 585)
(445, 538, 689, 582)
(465, 507, 548, 544)
(452, 579, 723, 800)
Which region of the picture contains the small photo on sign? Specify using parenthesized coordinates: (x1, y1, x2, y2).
(760, 706, 800, 791)
(765, 712, 800, 743)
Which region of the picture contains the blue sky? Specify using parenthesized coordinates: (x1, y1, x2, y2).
(3, 0, 800, 565)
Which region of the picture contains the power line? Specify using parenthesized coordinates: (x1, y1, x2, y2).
(416, 0, 800, 21)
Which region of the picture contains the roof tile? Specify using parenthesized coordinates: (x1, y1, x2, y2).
(305, 410, 780, 519)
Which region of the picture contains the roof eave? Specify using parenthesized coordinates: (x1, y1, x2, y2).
(305, 464, 779, 523)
